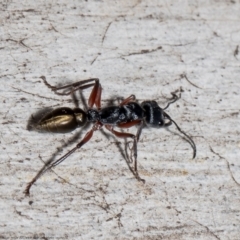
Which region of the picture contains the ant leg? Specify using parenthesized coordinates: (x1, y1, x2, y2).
(164, 121, 172, 127)
(164, 112, 196, 159)
(117, 121, 144, 174)
(136, 121, 144, 142)
(118, 120, 142, 129)
(88, 79, 102, 109)
(41, 76, 102, 109)
(24, 123, 101, 196)
(119, 95, 136, 106)
(40, 76, 98, 96)
(116, 119, 144, 157)
(105, 125, 145, 183)
(118, 120, 144, 148)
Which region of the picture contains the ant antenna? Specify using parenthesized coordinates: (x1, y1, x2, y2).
(164, 112, 196, 159)
(163, 93, 180, 110)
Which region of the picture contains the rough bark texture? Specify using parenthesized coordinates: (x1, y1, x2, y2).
(1, 1, 239, 239)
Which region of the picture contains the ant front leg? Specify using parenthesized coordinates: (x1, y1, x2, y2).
(119, 95, 136, 106)
(105, 125, 145, 183)
(24, 123, 101, 196)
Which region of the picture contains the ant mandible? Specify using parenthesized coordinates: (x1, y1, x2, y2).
(24, 77, 196, 195)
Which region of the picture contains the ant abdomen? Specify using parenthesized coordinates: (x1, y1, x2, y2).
(37, 107, 87, 133)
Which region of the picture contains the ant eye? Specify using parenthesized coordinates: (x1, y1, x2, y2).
(159, 120, 164, 126)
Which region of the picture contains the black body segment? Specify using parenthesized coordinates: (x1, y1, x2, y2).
(141, 101, 165, 127)
(97, 102, 145, 125)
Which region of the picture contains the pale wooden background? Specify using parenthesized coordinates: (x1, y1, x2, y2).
(1, 1, 240, 239)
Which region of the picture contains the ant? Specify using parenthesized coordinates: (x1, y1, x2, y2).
(24, 76, 196, 196)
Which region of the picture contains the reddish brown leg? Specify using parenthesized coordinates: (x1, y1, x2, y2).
(119, 120, 145, 149)
(105, 125, 145, 182)
(88, 79, 102, 109)
(40, 76, 99, 96)
(24, 123, 101, 196)
(136, 121, 144, 142)
(119, 95, 136, 106)
(94, 81, 102, 110)
(118, 120, 142, 128)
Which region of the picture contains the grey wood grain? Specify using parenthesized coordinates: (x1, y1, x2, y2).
(0, 1, 239, 239)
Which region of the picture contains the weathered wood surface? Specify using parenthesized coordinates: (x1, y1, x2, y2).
(1, 1, 239, 239)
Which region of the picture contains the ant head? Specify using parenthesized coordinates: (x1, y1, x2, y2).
(141, 101, 166, 128)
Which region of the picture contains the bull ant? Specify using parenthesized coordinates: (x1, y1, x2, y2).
(24, 77, 196, 195)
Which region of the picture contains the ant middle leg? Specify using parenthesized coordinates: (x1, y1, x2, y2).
(105, 125, 145, 183)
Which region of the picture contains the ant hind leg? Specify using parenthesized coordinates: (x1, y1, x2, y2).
(40, 76, 99, 96)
